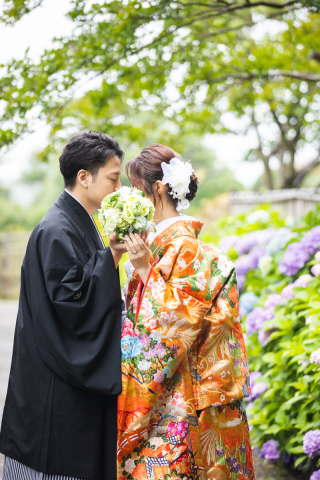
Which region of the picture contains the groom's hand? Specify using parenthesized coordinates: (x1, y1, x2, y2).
(109, 233, 127, 268)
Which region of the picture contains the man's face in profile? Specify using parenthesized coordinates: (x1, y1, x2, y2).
(87, 155, 122, 210)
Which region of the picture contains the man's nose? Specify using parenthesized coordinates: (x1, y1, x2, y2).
(115, 179, 122, 191)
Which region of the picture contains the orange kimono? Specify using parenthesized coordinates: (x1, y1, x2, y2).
(118, 220, 255, 480)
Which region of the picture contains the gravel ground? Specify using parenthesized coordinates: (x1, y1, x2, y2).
(252, 451, 301, 480)
(0, 300, 301, 480)
(0, 301, 17, 479)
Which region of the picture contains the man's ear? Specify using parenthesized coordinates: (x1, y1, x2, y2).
(77, 169, 90, 188)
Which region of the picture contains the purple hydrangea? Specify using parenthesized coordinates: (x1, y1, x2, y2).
(295, 274, 312, 288)
(246, 371, 262, 401)
(240, 292, 258, 317)
(246, 307, 266, 335)
(219, 235, 240, 253)
(235, 255, 254, 276)
(261, 440, 281, 461)
(301, 226, 320, 255)
(251, 382, 268, 399)
(237, 232, 260, 254)
(266, 228, 294, 255)
(237, 275, 245, 292)
(236, 229, 275, 254)
(281, 274, 312, 301)
(311, 470, 320, 480)
(249, 246, 266, 269)
(281, 283, 295, 299)
(265, 294, 284, 310)
(246, 401, 255, 418)
(235, 247, 265, 276)
(258, 329, 272, 346)
(246, 306, 274, 336)
(311, 264, 320, 277)
(251, 371, 262, 383)
(303, 430, 320, 457)
(279, 242, 310, 276)
(264, 307, 276, 321)
(310, 349, 320, 366)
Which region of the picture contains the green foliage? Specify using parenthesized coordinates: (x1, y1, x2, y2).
(1, 0, 44, 25)
(0, 192, 45, 231)
(1, 1, 320, 188)
(247, 277, 320, 472)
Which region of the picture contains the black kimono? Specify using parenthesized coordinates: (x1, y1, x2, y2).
(0, 190, 122, 480)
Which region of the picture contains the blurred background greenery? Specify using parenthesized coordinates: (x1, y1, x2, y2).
(1, 0, 320, 234)
(1, 0, 320, 289)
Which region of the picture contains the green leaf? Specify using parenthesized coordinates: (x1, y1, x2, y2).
(294, 456, 306, 467)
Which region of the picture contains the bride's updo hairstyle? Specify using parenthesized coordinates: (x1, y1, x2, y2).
(125, 144, 199, 208)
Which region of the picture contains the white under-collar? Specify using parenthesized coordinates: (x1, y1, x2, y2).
(148, 214, 198, 243)
(64, 188, 85, 208)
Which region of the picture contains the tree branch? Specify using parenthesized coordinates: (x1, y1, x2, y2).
(309, 51, 320, 63)
(1, 0, 45, 25)
(268, 70, 320, 81)
(198, 7, 296, 42)
(293, 154, 320, 187)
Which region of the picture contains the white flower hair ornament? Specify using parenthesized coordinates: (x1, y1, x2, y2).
(161, 157, 194, 211)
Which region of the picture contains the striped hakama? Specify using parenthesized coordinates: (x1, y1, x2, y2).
(3, 457, 83, 480)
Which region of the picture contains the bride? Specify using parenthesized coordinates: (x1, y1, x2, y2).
(117, 144, 255, 480)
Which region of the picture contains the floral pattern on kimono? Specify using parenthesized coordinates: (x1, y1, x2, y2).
(118, 220, 255, 480)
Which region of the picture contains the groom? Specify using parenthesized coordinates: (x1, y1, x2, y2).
(0, 131, 127, 480)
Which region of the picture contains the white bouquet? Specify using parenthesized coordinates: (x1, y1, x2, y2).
(98, 186, 155, 242)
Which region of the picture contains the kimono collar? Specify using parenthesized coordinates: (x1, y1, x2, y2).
(56, 190, 103, 251)
(149, 219, 203, 262)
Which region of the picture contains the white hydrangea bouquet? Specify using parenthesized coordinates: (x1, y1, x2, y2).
(98, 186, 155, 242)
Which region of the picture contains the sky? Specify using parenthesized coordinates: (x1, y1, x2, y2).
(0, 0, 268, 196)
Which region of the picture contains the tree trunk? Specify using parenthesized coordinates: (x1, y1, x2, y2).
(288, 150, 296, 188)
(262, 157, 273, 190)
(278, 149, 285, 189)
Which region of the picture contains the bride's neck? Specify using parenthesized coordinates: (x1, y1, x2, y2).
(154, 202, 179, 224)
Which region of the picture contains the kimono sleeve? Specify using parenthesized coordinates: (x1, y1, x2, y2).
(119, 237, 212, 409)
(190, 252, 251, 410)
(33, 225, 122, 394)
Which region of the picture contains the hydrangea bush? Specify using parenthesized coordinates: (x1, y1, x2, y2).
(202, 205, 320, 478)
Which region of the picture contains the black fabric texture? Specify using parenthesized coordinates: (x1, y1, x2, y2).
(0, 190, 122, 480)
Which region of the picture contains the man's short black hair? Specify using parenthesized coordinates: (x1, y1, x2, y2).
(59, 131, 124, 188)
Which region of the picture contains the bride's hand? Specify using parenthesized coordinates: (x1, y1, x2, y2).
(124, 233, 151, 284)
